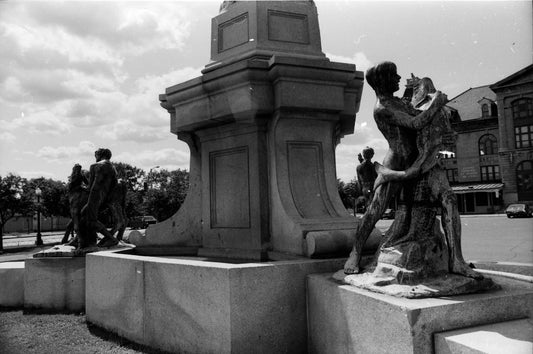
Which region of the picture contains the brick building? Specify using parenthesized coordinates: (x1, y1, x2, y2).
(442, 64, 533, 213)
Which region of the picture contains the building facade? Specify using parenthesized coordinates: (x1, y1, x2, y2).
(443, 64, 533, 213)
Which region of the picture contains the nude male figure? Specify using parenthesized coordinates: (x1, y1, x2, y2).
(61, 164, 88, 244)
(80, 148, 119, 248)
(373, 76, 481, 279)
(357, 147, 378, 209)
(344, 62, 447, 274)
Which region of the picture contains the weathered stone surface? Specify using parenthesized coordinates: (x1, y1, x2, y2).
(434, 318, 533, 354)
(333, 270, 498, 299)
(0, 261, 24, 307)
(24, 257, 86, 312)
(86, 250, 345, 354)
(308, 273, 533, 354)
(143, 0, 366, 260)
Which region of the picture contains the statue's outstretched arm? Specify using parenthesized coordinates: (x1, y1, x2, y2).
(385, 91, 447, 130)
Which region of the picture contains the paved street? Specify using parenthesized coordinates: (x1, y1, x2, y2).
(375, 214, 533, 264)
(1, 215, 532, 264)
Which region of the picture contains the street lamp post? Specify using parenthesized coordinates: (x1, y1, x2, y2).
(35, 187, 43, 246)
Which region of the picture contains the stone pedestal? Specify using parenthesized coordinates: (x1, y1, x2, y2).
(0, 262, 25, 308)
(307, 273, 533, 354)
(24, 257, 86, 312)
(131, 0, 367, 260)
(86, 250, 345, 354)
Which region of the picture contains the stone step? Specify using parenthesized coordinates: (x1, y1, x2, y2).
(435, 318, 533, 354)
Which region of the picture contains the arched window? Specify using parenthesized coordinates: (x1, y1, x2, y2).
(512, 98, 533, 119)
(481, 104, 489, 118)
(478, 134, 498, 156)
(516, 160, 533, 201)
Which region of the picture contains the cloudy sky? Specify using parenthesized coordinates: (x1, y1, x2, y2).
(0, 0, 531, 183)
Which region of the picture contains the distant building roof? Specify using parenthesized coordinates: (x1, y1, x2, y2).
(446, 85, 496, 121)
(491, 64, 533, 90)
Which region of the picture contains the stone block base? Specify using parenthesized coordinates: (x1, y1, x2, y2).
(434, 318, 533, 354)
(86, 251, 345, 354)
(0, 262, 25, 307)
(24, 257, 85, 312)
(307, 273, 533, 354)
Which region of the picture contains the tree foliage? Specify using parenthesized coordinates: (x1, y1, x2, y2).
(143, 168, 189, 221)
(28, 177, 70, 218)
(0, 174, 34, 250)
(113, 162, 145, 191)
(337, 178, 361, 214)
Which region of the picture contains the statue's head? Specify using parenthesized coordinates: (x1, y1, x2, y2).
(362, 146, 374, 160)
(366, 61, 400, 96)
(95, 148, 112, 162)
(72, 163, 82, 173)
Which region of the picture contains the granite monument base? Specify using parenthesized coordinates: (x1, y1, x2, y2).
(86, 251, 345, 354)
(307, 273, 533, 354)
(0, 261, 25, 307)
(24, 257, 86, 313)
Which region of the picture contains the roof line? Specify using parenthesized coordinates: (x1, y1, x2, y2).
(448, 84, 493, 102)
(490, 64, 533, 89)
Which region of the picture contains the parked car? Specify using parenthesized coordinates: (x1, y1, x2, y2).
(382, 208, 395, 219)
(505, 203, 533, 218)
(129, 215, 157, 229)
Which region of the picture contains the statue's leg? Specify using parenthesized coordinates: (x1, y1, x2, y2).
(93, 220, 119, 247)
(61, 220, 73, 244)
(344, 182, 400, 274)
(109, 203, 126, 241)
(431, 170, 482, 279)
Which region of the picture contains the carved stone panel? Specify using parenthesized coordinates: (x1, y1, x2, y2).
(209, 147, 250, 229)
(218, 13, 249, 53)
(287, 141, 333, 218)
(268, 10, 309, 44)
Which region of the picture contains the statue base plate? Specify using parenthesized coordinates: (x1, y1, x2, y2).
(332, 269, 499, 298)
(33, 241, 134, 258)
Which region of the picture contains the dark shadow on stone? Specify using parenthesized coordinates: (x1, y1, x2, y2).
(86, 321, 172, 354)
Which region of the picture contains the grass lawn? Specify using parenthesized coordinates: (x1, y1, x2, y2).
(0, 310, 167, 354)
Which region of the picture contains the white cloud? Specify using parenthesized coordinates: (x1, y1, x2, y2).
(327, 51, 373, 72)
(1, 109, 71, 135)
(35, 141, 96, 162)
(0, 132, 16, 143)
(114, 147, 190, 171)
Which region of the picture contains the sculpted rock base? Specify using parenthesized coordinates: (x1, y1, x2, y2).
(335, 206, 498, 298)
(334, 270, 498, 298)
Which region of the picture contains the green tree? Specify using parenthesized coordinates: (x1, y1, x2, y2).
(345, 179, 362, 214)
(0, 174, 34, 252)
(143, 168, 189, 221)
(337, 178, 361, 214)
(110, 162, 146, 220)
(113, 162, 145, 191)
(28, 178, 69, 218)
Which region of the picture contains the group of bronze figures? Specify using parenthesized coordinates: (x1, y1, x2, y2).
(62, 148, 127, 253)
(346, 61, 482, 281)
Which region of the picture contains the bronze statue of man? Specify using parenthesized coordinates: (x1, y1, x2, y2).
(344, 61, 447, 274)
(80, 148, 119, 248)
(373, 76, 480, 279)
(62, 164, 88, 244)
(356, 146, 378, 209)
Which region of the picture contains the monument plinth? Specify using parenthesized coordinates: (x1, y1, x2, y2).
(132, 0, 372, 260)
